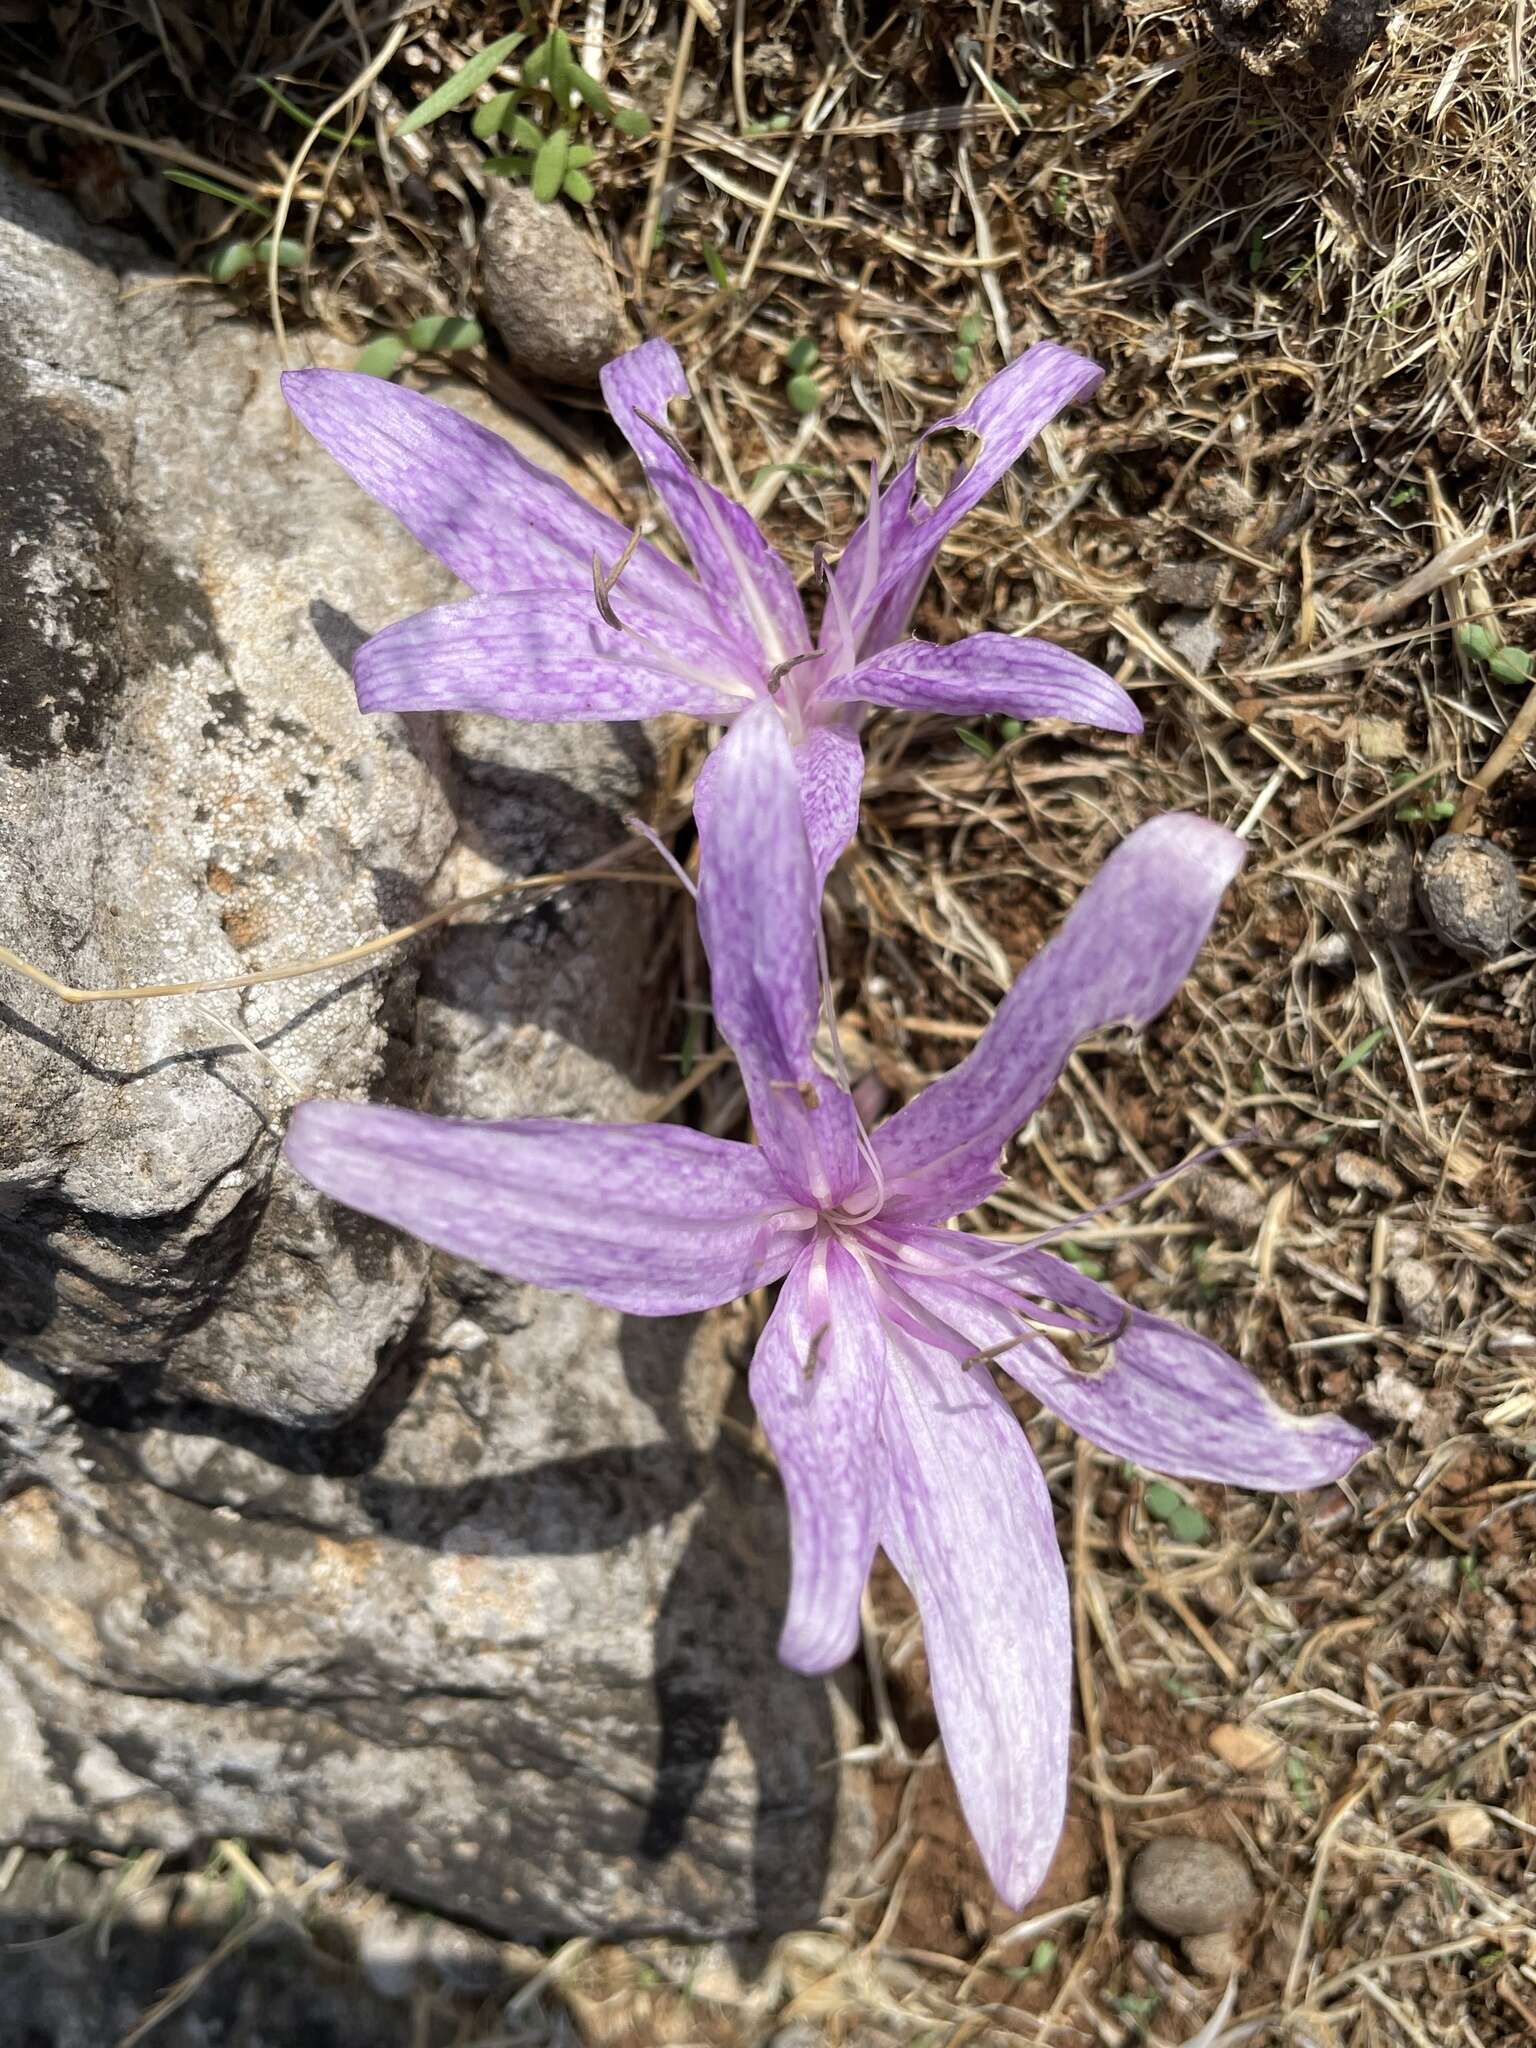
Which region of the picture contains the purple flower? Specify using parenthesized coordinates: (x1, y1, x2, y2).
(282, 338, 1141, 876)
(283, 709, 1368, 1906)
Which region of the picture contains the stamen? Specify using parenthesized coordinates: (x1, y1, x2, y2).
(591, 528, 644, 630)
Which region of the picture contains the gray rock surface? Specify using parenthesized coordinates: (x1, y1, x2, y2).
(0, 166, 864, 1941)
(478, 186, 628, 386)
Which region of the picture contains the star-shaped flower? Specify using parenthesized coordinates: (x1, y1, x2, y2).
(284, 709, 1367, 1904)
(283, 338, 1140, 876)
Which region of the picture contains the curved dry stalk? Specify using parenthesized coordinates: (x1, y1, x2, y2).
(0, 854, 676, 1007)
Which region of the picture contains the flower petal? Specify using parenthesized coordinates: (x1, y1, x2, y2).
(828, 343, 1103, 658)
(282, 368, 715, 634)
(600, 340, 810, 668)
(873, 813, 1245, 1222)
(695, 706, 865, 1206)
(352, 592, 744, 722)
(750, 1239, 886, 1671)
(907, 1239, 1372, 1492)
(796, 716, 865, 883)
(879, 1333, 1071, 1908)
(284, 1102, 805, 1315)
(828, 633, 1141, 735)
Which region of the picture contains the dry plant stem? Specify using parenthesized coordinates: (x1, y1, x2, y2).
(0, 92, 320, 199)
(1072, 1439, 1123, 1936)
(1450, 674, 1536, 830)
(266, 13, 411, 360)
(634, 6, 698, 292)
(0, 856, 675, 1006)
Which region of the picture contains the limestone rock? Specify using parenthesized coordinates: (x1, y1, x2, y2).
(0, 168, 453, 1428)
(0, 165, 865, 1940)
(479, 186, 628, 386)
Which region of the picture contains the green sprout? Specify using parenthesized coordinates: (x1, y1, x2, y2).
(467, 27, 650, 204)
(353, 316, 484, 380)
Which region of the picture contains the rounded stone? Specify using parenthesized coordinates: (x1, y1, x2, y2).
(1416, 833, 1522, 962)
(1129, 1837, 1257, 1937)
(478, 186, 628, 386)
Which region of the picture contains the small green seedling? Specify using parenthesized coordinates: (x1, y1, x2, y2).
(1029, 1939, 1057, 1974)
(786, 372, 820, 415)
(1167, 1503, 1210, 1544)
(470, 27, 650, 204)
(1460, 621, 1533, 684)
(785, 335, 819, 375)
(206, 236, 306, 282)
(354, 317, 484, 380)
(701, 241, 732, 291)
(1143, 1482, 1180, 1523)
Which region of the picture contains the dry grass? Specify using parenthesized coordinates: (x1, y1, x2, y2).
(3, 0, 1536, 2042)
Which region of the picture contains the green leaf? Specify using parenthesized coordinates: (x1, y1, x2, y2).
(254, 236, 307, 270)
(471, 90, 519, 140)
(405, 314, 483, 353)
(522, 35, 552, 87)
(482, 153, 534, 178)
(785, 335, 819, 374)
(956, 726, 994, 759)
(566, 142, 596, 169)
(565, 59, 611, 115)
(1490, 644, 1532, 684)
(1143, 1482, 1180, 1523)
(1460, 622, 1498, 662)
(1167, 1503, 1211, 1544)
(562, 167, 595, 204)
(207, 239, 258, 282)
(951, 345, 973, 384)
(531, 127, 570, 203)
(785, 372, 820, 415)
(611, 104, 652, 139)
(354, 333, 409, 378)
(254, 77, 375, 151)
(395, 31, 525, 139)
(998, 716, 1023, 742)
(166, 168, 266, 214)
(956, 312, 985, 347)
(1328, 1026, 1386, 1083)
(1030, 1940, 1058, 1973)
(702, 240, 731, 290)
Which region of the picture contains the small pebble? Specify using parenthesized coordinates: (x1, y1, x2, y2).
(1356, 836, 1414, 938)
(1147, 559, 1225, 607)
(1129, 1836, 1258, 1937)
(1389, 1255, 1441, 1333)
(1354, 714, 1409, 764)
(1159, 609, 1222, 675)
(1416, 833, 1522, 962)
(1335, 1150, 1404, 1201)
(1198, 1175, 1267, 1234)
(1183, 1930, 1240, 1979)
